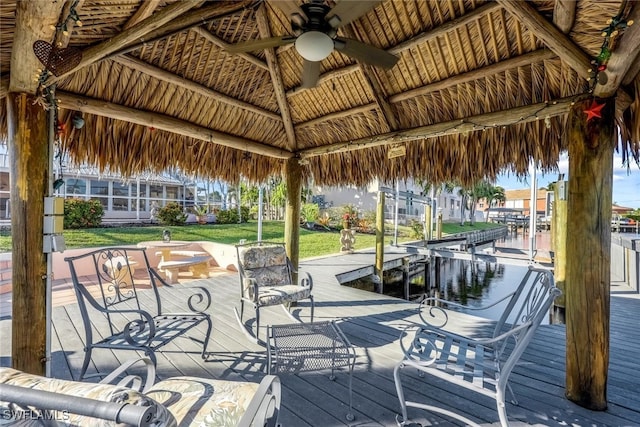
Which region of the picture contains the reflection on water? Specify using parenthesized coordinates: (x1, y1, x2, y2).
(345, 231, 553, 323)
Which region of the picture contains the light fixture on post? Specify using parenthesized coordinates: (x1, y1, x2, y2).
(295, 31, 334, 61)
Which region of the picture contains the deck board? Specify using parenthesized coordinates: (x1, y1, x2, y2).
(2, 249, 640, 426)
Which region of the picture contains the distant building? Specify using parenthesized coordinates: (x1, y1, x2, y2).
(0, 146, 195, 222)
(502, 188, 551, 218)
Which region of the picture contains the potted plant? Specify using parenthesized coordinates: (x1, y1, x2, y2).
(194, 205, 208, 224)
(301, 203, 320, 229)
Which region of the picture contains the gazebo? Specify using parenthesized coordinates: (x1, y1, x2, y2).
(2, 0, 639, 413)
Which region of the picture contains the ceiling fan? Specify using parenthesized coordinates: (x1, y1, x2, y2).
(226, 0, 399, 88)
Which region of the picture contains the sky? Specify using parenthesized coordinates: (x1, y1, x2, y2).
(495, 152, 640, 209)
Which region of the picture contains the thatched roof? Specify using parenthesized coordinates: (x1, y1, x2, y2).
(1, 0, 640, 186)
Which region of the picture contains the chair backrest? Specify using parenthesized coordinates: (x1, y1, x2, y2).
(490, 267, 560, 370)
(236, 242, 292, 288)
(65, 247, 163, 339)
(493, 266, 557, 339)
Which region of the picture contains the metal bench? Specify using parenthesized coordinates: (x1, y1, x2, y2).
(394, 266, 561, 427)
(64, 247, 213, 380)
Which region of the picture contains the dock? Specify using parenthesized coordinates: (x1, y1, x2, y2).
(1, 247, 639, 426)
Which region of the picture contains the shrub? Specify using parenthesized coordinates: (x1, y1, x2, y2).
(64, 198, 104, 229)
(301, 203, 320, 223)
(409, 219, 424, 240)
(217, 207, 251, 224)
(156, 202, 187, 226)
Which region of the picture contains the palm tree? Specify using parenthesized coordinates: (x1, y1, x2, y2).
(480, 184, 506, 222)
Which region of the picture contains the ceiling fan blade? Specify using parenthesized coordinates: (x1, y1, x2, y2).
(334, 38, 399, 69)
(301, 60, 321, 89)
(269, 0, 306, 22)
(326, 0, 383, 28)
(225, 36, 295, 53)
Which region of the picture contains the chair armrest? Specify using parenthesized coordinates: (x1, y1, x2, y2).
(243, 277, 260, 303)
(299, 271, 313, 291)
(99, 357, 157, 393)
(174, 285, 213, 313)
(238, 375, 281, 427)
(418, 291, 516, 328)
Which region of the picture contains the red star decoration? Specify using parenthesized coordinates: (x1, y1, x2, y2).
(584, 100, 605, 122)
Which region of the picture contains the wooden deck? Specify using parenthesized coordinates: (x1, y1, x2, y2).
(2, 249, 640, 426)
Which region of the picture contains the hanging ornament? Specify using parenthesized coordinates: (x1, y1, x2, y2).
(56, 121, 66, 135)
(72, 113, 84, 129)
(584, 100, 605, 122)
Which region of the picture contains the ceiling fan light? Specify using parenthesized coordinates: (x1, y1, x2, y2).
(295, 31, 333, 61)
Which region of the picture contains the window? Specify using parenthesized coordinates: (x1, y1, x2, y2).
(149, 185, 163, 198)
(66, 178, 86, 195)
(90, 181, 108, 196)
(166, 186, 179, 201)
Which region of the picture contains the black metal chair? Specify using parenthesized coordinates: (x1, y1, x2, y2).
(235, 242, 314, 343)
(65, 247, 213, 380)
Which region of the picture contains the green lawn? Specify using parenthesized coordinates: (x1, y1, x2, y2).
(0, 220, 503, 259)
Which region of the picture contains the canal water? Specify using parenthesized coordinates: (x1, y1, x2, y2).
(345, 230, 552, 323)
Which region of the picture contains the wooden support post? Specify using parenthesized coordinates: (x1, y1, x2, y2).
(375, 191, 385, 288)
(552, 180, 568, 324)
(436, 211, 443, 239)
(284, 158, 302, 284)
(402, 257, 410, 300)
(565, 98, 614, 410)
(8, 93, 49, 375)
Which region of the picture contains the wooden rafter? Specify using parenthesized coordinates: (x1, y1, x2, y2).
(285, 2, 501, 96)
(123, 0, 162, 30)
(391, 49, 557, 103)
(56, 91, 293, 160)
(54, 0, 85, 48)
(553, 0, 577, 34)
(112, 55, 280, 121)
(9, 1, 65, 93)
(48, 1, 196, 82)
(343, 25, 397, 131)
(255, 4, 297, 151)
(298, 95, 589, 159)
(497, 0, 591, 79)
(192, 27, 268, 71)
(595, 4, 640, 97)
(295, 49, 556, 128)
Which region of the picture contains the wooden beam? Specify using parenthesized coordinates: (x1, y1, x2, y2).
(123, 0, 162, 30)
(565, 97, 614, 411)
(8, 93, 50, 375)
(112, 55, 280, 121)
(553, 0, 577, 34)
(49, 1, 196, 82)
(54, 0, 85, 48)
(299, 95, 588, 159)
(391, 48, 556, 103)
(297, 103, 376, 128)
(56, 91, 293, 159)
(192, 27, 268, 71)
(595, 5, 640, 97)
(9, 1, 65, 93)
(284, 157, 302, 280)
(255, 4, 297, 151)
(497, 0, 592, 79)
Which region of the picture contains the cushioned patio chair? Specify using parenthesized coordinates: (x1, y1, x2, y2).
(0, 358, 281, 426)
(235, 242, 314, 343)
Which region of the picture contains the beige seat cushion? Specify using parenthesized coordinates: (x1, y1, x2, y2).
(145, 376, 261, 427)
(0, 367, 174, 427)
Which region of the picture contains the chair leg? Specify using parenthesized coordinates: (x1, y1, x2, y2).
(78, 347, 93, 381)
(309, 295, 315, 323)
(496, 385, 509, 427)
(239, 299, 245, 322)
(255, 306, 261, 342)
(201, 316, 213, 359)
(393, 362, 409, 426)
